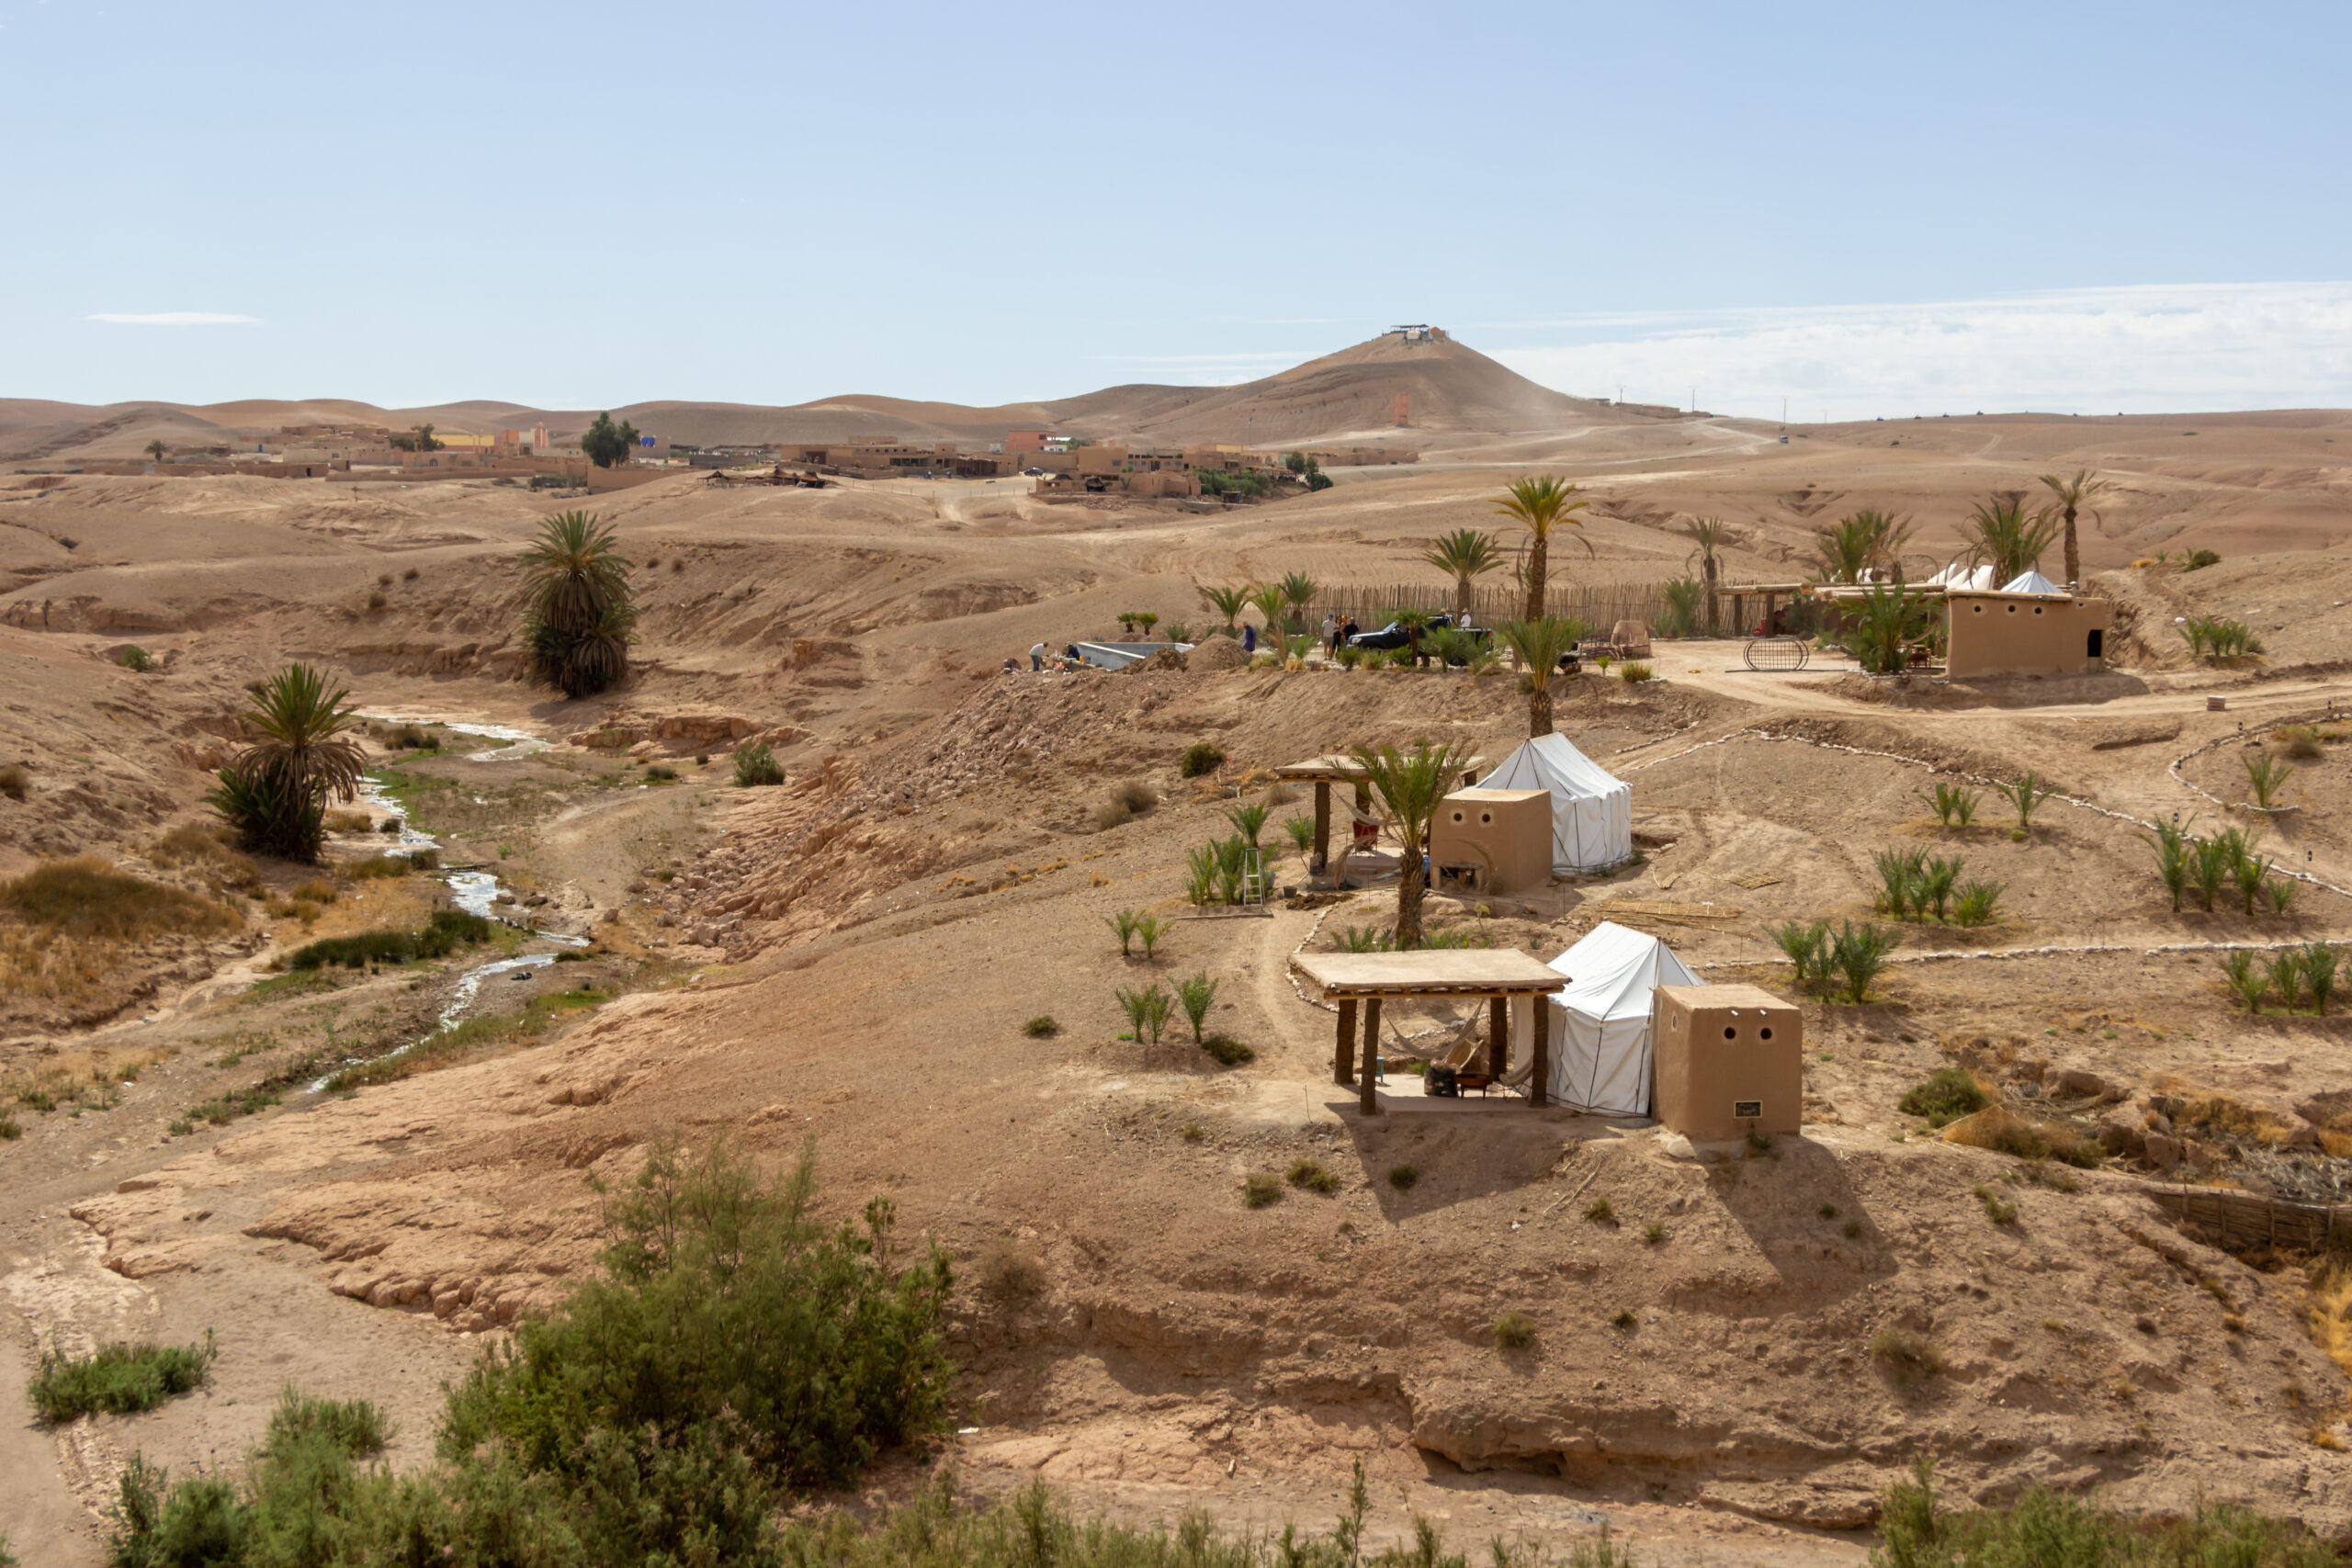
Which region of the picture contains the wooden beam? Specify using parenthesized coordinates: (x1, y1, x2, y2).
(1488, 996, 1509, 1077)
(1334, 998, 1356, 1086)
(1314, 781, 1331, 873)
(1530, 992, 1550, 1109)
(1360, 998, 1382, 1116)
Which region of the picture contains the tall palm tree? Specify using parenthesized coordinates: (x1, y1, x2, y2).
(1495, 616, 1584, 735)
(1494, 476, 1589, 620)
(1680, 516, 1728, 632)
(209, 663, 367, 860)
(521, 511, 637, 698)
(1245, 582, 1287, 638)
(1421, 528, 1501, 626)
(1197, 583, 1249, 634)
(1965, 492, 2062, 583)
(1813, 510, 1913, 584)
(144, 439, 170, 464)
(1278, 570, 1319, 630)
(1350, 739, 1464, 953)
(2038, 468, 2108, 590)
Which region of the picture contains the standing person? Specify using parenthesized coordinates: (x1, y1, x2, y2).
(1341, 616, 1360, 648)
(1321, 613, 1339, 654)
(1029, 640, 1046, 671)
(1242, 622, 1257, 655)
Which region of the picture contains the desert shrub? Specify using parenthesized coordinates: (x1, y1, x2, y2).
(1493, 1312, 1536, 1349)
(1946, 1105, 2102, 1168)
(1952, 878, 2004, 927)
(732, 741, 784, 787)
(2277, 725, 2325, 761)
(1333, 924, 1398, 953)
(1243, 1173, 1282, 1208)
(1898, 1066, 1988, 1128)
(1644, 1222, 1668, 1246)
(1201, 1032, 1252, 1066)
(0, 764, 24, 801)
(401, 567, 420, 581)
(2184, 548, 2222, 570)
(1095, 778, 1158, 830)
(1973, 1183, 2020, 1225)
(1179, 741, 1227, 779)
(1616, 660, 1654, 683)
(346, 852, 411, 879)
(1584, 1196, 1616, 1225)
(1333, 644, 1366, 669)
(0, 1111, 18, 1140)
(115, 645, 156, 672)
(443, 1137, 951, 1491)
(1286, 1157, 1339, 1195)
(974, 1237, 1045, 1302)
(1920, 782, 1979, 829)
(645, 765, 677, 783)
(1388, 1164, 1419, 1190)
(267, 1387, 393, 1456)
(167, 1084, 279, 1134)
(1830, 919, 1900, 1002)
(1023, 1015, 1059, 1038)
(378, 817, 401, 834)
(1870, 1326, 1944, 1382)
(29, 1332, 215, 1422)
(0, 858, 237, 941)
(367, 591, 388, 610)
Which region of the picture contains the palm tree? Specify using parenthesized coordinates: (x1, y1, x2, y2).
(1421, 528, 1501, 626)
(1245, 582, 1287, 638)
(1278, 571, 1319, 631)
(1839, 585, 1933, 675)
(1387, 606, 1437, 666)
(1495, 616, 1584, 735)
(144, 439, 170, 464)
(1812, 510, 1913, 583)
(1680, 516, 1728, 632)
(2038, 468, 2108, 590)
(1965, 492, 2062, 583)
(1350, 739, 1464, 952)
(209, 663, 366, 860)
(1494, 476, 1589, 619)
(521, 511, 637, 698)
(1197, 583, 1249, 635)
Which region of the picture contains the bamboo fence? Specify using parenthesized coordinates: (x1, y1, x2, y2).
(1298, 581, 1677, 633)
(2146, 1182, 2352, 1254)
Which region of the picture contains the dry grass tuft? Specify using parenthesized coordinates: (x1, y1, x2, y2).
(973, 1237, 1045, 1303)
(1870, 1325, 1944, 1382)
(1, 858, 238, 942)
(1942, 1105, 2101, 1168)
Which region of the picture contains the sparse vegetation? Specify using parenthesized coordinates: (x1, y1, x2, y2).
(1493, 1311, 1537, 1349)
(1243, 1172, 1282, 1208)
(1643, 1222, 1668, 1246)
(28, 1331, 215, 1422)
(1114, 981, 1173, 1046)
(1583, 1196, 1617, 1225)
(1174, 971, 1220, 1043)
(1286, 1157, 1339, 1194)
(974, 1236, 1045, 1302)
(1921, 783, 1980, 829)
(0, 764, 25, 801)
(1870, 1325, 1944, 1382)
(1095, 778, 1156, 829)
(1898, 1066, 1989, 1128)
(2245, 751, 2295, 809)
(1200, 1032, 1252, 1066)
(1616, 660, 1654, 683)
(1179, 740, 1227, 779)
(2181, 615, 2263, 660)
(731, 740, 785, 787)
(1023, 1015, 1059, 1038)
(0, 858, 237, 941)
(1387, 1164, 1419, 1190)
(285, 909, 492, 971)
(1973, 1183, 2020, 1224)
(115, 644, 156, 672)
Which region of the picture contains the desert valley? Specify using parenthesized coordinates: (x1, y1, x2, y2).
(9, 330, 2352, 1565)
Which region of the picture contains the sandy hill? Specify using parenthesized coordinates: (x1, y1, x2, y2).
(1, 333, 1641, 459)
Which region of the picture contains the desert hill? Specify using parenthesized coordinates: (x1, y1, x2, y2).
(0, 333, 1635, 460)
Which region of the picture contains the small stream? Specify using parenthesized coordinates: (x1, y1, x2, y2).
(312, 717, 585, 1089)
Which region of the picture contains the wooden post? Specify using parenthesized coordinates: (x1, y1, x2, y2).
(1334, 998, 1356, 1086)
(1360, 998, 1383, 1115)
(1488, 996, 1510, 1077)
(1530, 992, 1550, 1108)
(1313, 782, 1331, 873)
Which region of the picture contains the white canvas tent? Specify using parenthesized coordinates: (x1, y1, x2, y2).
(1476, 734, 1632, 874)
(1998, 570, 2064, 596)
(1925, 563, 1997, 590)
(1508, 921, 1702, 1114)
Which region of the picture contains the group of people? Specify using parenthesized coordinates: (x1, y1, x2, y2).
(1026, 640, 1084, 671)
(1320, 614, 1360, 655)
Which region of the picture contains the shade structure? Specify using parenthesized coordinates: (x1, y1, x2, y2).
(1997, 570, 2064, 595)
(1476, 734, 1632, 874)
(1510, 921, 1703, 1114)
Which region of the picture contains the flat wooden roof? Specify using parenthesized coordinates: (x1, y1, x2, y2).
(1273, 753, 1487, 783)
(1290, 950, 1568, 998)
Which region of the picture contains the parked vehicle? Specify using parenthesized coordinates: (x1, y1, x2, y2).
(1348, 613, 1489, 651)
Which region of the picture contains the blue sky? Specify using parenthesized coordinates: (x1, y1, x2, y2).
(6, 0, 2350, 419)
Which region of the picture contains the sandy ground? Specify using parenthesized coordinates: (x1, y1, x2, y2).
(5, 396, 2352, 1561)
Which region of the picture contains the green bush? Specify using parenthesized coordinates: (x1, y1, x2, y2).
(29, 1332, 215, 1422)
(1874, 1456, 2335, 1566)
(1243, 1173, 1282, 1208)
(1201, 1032, 1252, 1066)
(1387, 1164, 1419, 1190)
(1178, 741, 1227, 779)
(2184, 547, 2222, 570)
(115, 645, 156, 672)
(1616, 660, 1655, 683)
(1830, 919, 1900, 1002)
(1286, 1157, 1339, 1195)
(733, 741, 785, 787)
(285, 910, 492, 970)
(1493, 1312, 1536, 1349)
(1898, 1066, 1989, 1128)
(1022, 1015, 1059, 1038)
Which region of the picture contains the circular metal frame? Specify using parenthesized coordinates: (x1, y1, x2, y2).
(1742, 636, 1811, 672)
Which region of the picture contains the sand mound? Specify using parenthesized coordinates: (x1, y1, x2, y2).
(1188, 636, 1247, 671)
(1125, 647, 1187, 673)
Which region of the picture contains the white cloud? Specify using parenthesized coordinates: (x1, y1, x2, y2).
(1484, 283, 2352, 421)
(88, 311, 259, 326)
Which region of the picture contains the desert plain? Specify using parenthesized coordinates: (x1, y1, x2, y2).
(6, 333, 2352, 1562)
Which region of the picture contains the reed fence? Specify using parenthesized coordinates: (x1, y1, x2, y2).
(1300, 581, 1677, 633)
(2146, 1182, 2351, 1254)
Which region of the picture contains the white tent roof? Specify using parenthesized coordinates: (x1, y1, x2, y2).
(1926, 563, 1996, 590)
(1510, 921, 1702, 1115)
(1998, 570, 2064, 595)
(1476, 734, 1632, 874)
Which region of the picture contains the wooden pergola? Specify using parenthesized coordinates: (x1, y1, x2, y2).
(1272, 753, 1487, 874)
(1289, 950, 1568, 1114)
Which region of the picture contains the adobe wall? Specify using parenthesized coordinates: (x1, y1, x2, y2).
(1944, 592, 2112, 679)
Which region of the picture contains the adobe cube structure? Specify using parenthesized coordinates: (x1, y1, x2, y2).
(1944, 591, 2113, 680)
(1650, 983, 1802, 1142)
(1431, 788, 1552, 895)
